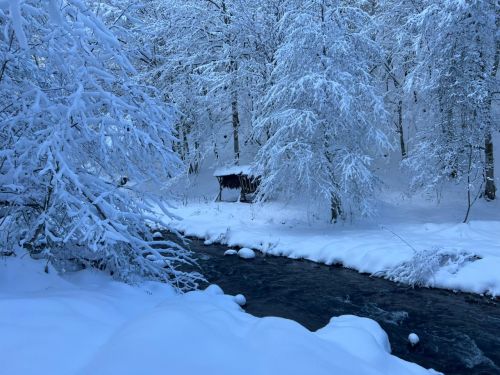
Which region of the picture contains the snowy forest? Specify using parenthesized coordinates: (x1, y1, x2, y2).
(1, 1, 499, 374)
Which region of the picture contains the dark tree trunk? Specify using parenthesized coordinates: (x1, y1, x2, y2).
(182, 124, 189, 161)
(192, 141, 201, 174)
(221, 0, 240, 165)
(463, 146, 474, 223)
(232, 91, 240, 164)
(484, 21, 498, 200)
(397, 99, 406, 158)
(385, 56, 407, 159)
(484, 132, 496, 201)
(330, 194, 342, 223)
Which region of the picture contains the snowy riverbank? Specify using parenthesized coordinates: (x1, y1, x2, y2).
(0, 254, 437, 375)
(168, 198, 500, 298)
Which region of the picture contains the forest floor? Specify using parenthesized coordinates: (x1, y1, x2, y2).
(167, 169, 500, 298)
(0, 254, 437, 375)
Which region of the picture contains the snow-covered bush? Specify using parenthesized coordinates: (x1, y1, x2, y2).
(382, 248, 478, 287)
(0, 0, 201, 289)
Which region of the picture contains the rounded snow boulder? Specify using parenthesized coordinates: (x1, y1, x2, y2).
(224, 249, 238, 256)
(234, 294, 247, 306)
(408, 333, 420, 346)
(238, 248, 256, 259)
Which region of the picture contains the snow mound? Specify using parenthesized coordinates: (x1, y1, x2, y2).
(238, 248, 256, 259)
(224, 249, 238, 256)
(317, 315, 392, 355)
(0, 255, 438, 375)
(84, 291, 436, 375)
(234, 294, 246, 306)
(205, 284, 224, 295)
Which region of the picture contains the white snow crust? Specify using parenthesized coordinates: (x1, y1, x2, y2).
(0, 254, 439, 375)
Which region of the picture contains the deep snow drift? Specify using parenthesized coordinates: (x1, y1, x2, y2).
(0, 254, 438, 375)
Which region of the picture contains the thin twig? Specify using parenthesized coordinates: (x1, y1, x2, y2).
(380, 225, 417, 254)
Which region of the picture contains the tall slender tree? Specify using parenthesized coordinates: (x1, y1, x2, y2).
(375, 0, 425, 160)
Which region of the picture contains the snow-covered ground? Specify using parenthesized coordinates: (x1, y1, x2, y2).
(0, 254, 438, 375)
(167, 169, 500, 297)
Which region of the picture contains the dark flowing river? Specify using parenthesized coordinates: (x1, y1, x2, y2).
(187, 238, 500, 375)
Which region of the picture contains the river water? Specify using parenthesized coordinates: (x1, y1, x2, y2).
(187, 239, 500, 375)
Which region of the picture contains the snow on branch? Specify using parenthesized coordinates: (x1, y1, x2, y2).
(0, 0, 201, 290)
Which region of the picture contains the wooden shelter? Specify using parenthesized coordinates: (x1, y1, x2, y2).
(214, 165, 260, 202)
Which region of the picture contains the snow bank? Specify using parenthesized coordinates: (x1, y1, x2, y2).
(84, 300, 434, 375)
(0, 254, 437, 375)
(0, 254, 175, 375)
(167, 201, 500, 297)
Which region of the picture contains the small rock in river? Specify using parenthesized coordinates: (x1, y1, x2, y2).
(408, 333, 420, 346)
(238, 248, 256, 259)
(224, 249, 238, 256)
(234, 294, 246, 306)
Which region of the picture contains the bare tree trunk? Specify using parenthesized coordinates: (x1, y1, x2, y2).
(484, 21, 498, 200)
(463, 146, 473, 223)
(397, 99, 406, 158)
(182, 124, 189, 162)
(190, 141, 201, 174)
(330, 193, 342, 224)
(221, 0, 240, 165)
(484, 132, 496, 200)
(172, 123, 182, 159)
(385, 57, 407, 159)
(231, 90, 240, 164)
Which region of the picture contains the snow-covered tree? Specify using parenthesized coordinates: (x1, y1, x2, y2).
(0, 0, 201, 289)
(253, 0, 391, 222)
(375, 0, 425, 159)
(405, 0, 499, 215)
(125, 0, 259, 167)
